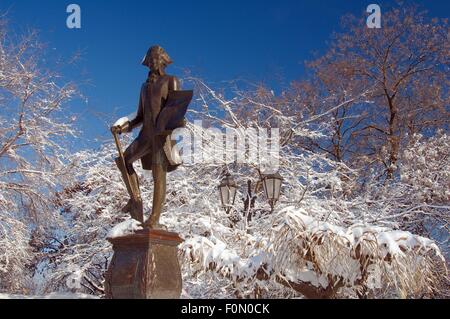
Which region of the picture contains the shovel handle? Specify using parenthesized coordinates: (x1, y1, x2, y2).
(112, 130, 125, 159)
(112, 130, 133, 193)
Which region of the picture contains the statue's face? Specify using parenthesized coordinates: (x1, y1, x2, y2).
(149, 51, 163, 72)
(149, 56, 158, 70)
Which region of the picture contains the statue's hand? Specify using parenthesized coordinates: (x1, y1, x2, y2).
(111, 121, 130, 135)
(111, 125, 122, 135)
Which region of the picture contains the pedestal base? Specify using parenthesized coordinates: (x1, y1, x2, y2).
(105, 228, 183, 299)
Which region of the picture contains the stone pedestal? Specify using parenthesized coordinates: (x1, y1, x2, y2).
(104, 228, 183, 299)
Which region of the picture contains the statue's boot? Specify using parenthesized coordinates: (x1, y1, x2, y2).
(115, 158, 144, 223)
(145, 208, 167, 230)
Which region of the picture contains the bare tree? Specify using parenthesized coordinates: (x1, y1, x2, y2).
(0, 19, 78, 292)
(301, 5, 449, 181)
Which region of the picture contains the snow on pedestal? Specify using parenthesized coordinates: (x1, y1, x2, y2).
(107, 219, 144, 239)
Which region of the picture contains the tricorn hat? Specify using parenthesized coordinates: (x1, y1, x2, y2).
(141, 45, 173, 67)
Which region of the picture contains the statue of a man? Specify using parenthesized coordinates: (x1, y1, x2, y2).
(111, 45, 192, 229)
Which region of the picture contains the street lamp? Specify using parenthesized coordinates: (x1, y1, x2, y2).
(218, 173, 238, 214)
(262, 172, 283, 211)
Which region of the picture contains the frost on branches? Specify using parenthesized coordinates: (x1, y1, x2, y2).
(0, 20, 77, 293)
(401, 132, 449, 204)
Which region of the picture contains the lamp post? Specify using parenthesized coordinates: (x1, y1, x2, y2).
(218, 172, 283, 216)
(262, 172, 283, 212)
(218, 173, 238, 214)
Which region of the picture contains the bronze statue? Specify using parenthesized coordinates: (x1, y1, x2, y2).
(111, 45, 193, 229)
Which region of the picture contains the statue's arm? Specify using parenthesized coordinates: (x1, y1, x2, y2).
(128, 89, 144, 131)
(111, 86, 144, 134)
(117, 86, 144, 133)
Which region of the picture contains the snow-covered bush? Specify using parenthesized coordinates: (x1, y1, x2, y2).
(401, 132, 449, 204)
(0, 212, 31, 292)
(181, 206, 446, 298)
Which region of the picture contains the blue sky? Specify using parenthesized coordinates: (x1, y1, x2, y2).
(1, 0, 449, 148)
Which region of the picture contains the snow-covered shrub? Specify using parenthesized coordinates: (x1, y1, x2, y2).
(0, 212, 32, 292)
(179, 205, 446, 299)
(400, 132, 449, 204)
